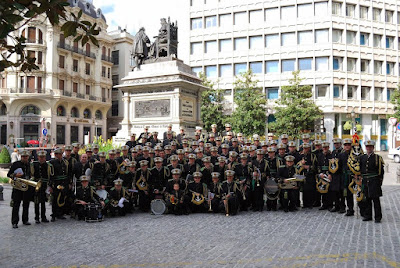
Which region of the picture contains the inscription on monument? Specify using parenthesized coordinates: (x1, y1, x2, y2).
(135, 99, 170, 118)
(181, 100, 194, 118)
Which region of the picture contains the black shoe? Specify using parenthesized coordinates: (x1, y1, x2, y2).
(12, 224, 18, 229)
(57, 216, 66, 220)
(329, 207, 339, 212)
(319, 206, 328, 210)
(272, 207, 277, 211)
(313, 203, 321, 207)
(35, 219, 40, 224)
(338, 209, 346, 214)
(51, 217, 56, 222)
(375, 219, 381, 223)
(284, 208, 289, 212)
(41, 218, 49, 223)
(345, 211, 354, 216)
(362, 217, 372, 221)
(266, 207, 271, 211)
(23, 222, 31, 225)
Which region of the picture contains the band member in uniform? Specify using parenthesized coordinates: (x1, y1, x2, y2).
(298, 143, 317, 209)
(251, 168, 265, 211)
(136, 160, 151, 212)
(287, 141, 300, 163)
(200, 156, 213, 186)
(235, 153, 252, 211)
(149, 157, 169, 200)
(125, 133, 137, 150)
(49, 148, 69, 221)
(266, 147, 278, 177)
(109, 178, 131, 216)
(316, 142, 332, 210)
(71, 143, 81, 162)
(220, 170, 240, 216)
(208, 172, 222, 213)
(187, 172, 208, 213)
(360, 140, 384, 223)
(92, 144, 100, 161)
(176, 126, 186, 145)
(277, 155, 299, 212)
(91, 152, 110, 189)
(118, 145, 132, 163)
(331, 138, 345, 213)
(138, 126, 151, 142)
(338, 138, 354, 216)
(8, 150, 33, 228)
(326, 140, 342, 212)
(183, 154, 200, 182)
(63, 145, 77, 215)
(74, 175, 104, 220)
(107, 149, 119, 185)
(214, 156, 228, 182)
(165, 182, 187, 215)
(31, 150, 51, 224)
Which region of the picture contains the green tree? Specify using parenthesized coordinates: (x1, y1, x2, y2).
(0, 0, 100, 72)
(0, 147, 11, 164)
(230, 70, 267, 136)
(199, 73, 226, 133)
(269, 71, 322, 138)
(390, 87, 400, 121)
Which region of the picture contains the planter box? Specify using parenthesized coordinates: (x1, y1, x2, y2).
(0, 163, 11, 169)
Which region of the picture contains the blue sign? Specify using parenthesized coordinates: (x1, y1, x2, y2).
(397, 123, 400, 131)
(42, 128, 48, 136)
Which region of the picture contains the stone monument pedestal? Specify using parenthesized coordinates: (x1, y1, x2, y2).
(114, 57, 206, 144)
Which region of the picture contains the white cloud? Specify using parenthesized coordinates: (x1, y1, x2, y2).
(94, 0, 185, 40)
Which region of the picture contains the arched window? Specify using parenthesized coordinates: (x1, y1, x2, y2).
(57, 105, 66, 116)
(71, 107, 79, 118)
(83, 108, 91, 119)
(0, 104, 6, 116)
(21, 105, 40, 115)
(23, 27, 43, 44)
(95, 110, 102, 120)
(86, 43, 91, 56)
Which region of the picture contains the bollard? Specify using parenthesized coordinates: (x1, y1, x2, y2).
(0, 185, 3, 201)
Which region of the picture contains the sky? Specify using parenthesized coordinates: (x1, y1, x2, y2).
(94, 0, 184, 39)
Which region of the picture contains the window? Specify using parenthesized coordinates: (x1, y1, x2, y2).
(266, 61, 279, 73)
(73, 59, 78, 72)
(111, 101, 118, 116)
(249, 36, 262, 49)
(265, 34, 279, 48)
(95, 110, 102, 120)
(191, 18, 203, 30)
(361, 87, 370, 100)
(385, 10, 393, 23)
(315, 29, 328, 44)
(59, 33, 65, 46)
(83, 109, 91, 119)
(315, 2, 328, 17)
(234, 63, 247, 75)
(112, 75, 119, 86)
(374, 88, 383, 101)
(332, 2, 342, 15)
(191, 0, 202, 6)
(205, 40, 217, 53)
(37, 51, 42, 64)
(85, 63, 90, 75)
(387, 89, 394, 101)
(332, 29, 342, 43)
(374, 60, 383, 74)
(374, 33, 382, 46)
(27, 27, 36, 43)
(333, 85, 342, 98)
(101, 66, 106, 77)
(249, 10, 263, 24)
(265, 8, 279, 23)
(298, 31, 312, 45)
(219, 39, 232, 52)
(0, 104, 6, 115)
(36, 77, 42, 91)
(59, 79, 65, 91)
(59, 55, 65, 68)
(282, 59, 295, 72)
(281, 6, 295, 20)
(219, 64, 232, 77)
(205, 65, 217, 78)
(387, 62, 395, 75)
(333, 57, 342, 70)
(112, 50, 119, 65)
(298, 58, 312, 70)
(317, 85, 328, 98)
(73, 82, 78, 93)
(205, 16, 217, 28)
(386, 36, 394, 49)
(360, 6, 368, 19)
(347, 86, 356, 99)
(86, 85, 90, 95)
(21, 105, 40, 115)
(20, 76, 24, 89)
(373, 8, 381, 21)
(192, 67, 202, 76)
(85, 43, 90, 56)
(361, 59, 370, 73)
(219, 14, 231, 27)
(316, 57, 329, 71)
(250, 62, 262, 74)
(234, 37, 247, 50)
(360, 33, 369, 46)
(190, 42, 202, 55)
(234, 12, 247, 25)
(298, 4, 312, 18)
(27, 76, 35, 92)
(266, 88, 279, 99)
(346, 4, 355, 18)
(347, 58, 357, 72)
(346, 31, 356, 45)
(281, 32, 295, 46)
(57, 106, 66, 116)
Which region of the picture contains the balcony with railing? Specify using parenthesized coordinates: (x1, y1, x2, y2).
(89, 95, 96, 101)
(57, 42, 96, 59)
(101, 55, 113, 63)
(24, 39, 44, 45)
(0, 88, 51, 95)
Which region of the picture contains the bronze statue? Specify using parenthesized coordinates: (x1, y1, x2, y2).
(132, 27, 151, 69)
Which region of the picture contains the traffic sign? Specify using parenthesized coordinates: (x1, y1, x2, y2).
(42, 128, 48, 136)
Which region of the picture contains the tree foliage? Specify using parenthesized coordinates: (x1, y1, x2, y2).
(230, 70, 267, 136)
(269, 71, 322, 138)
(199, 72, 226, 133)
(0, 147, 11, 164)
(390, 87, 400, 121)
(0, 0, 100, 72)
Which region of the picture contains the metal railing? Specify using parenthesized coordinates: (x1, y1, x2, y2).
(89, 95, 96, 101)
(101, 55, 113, 63)
(57, 42, 96, 59)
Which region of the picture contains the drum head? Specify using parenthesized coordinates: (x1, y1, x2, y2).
(151, 199, 166, 215)
(265, 179, 280, 200)
(96, 190, 108, 200)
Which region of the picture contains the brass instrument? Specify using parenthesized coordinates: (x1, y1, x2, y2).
(207, 191, 212, 212)
(11, 177, 42, 192)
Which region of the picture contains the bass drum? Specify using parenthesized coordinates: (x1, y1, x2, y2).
(151, 199, 166, 215)
(264, 178, 280, 200)
(84, 203, 103, 222)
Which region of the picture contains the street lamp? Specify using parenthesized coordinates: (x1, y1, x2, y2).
(265, 107, 272, 138)
(95, 122, 98, 140)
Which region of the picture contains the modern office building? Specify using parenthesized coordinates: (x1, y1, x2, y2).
(180, 0, 399, 150)
(0, 0, 113, 146)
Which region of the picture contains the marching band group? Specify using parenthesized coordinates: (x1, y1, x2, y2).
(8, 123, 385, 228)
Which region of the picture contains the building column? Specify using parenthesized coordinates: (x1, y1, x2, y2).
(66, 122, 71, 145)
(78, 124, 83, 144)
(324, 113, 335, 149)
(116, 92, 130, 138)
(362, 114, 372, 149)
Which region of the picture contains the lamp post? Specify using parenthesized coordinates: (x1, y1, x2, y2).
(265, 108, 272, 138)
(351, 108, 356, 135)
(95, 122, 98, 140)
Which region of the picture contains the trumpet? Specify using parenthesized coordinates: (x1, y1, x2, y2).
(11, 177, 42, 192)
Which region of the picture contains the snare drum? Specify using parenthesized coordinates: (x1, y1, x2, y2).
(84, 203, 103, 222)
(150, 199, 166, 215)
